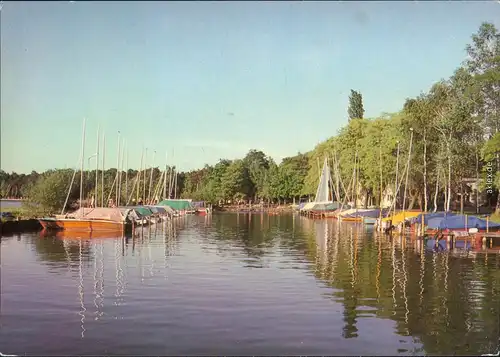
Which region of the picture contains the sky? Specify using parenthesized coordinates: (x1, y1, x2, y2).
(1, 1, 500, 174)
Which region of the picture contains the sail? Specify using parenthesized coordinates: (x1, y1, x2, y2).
(314, 157, 332, 203)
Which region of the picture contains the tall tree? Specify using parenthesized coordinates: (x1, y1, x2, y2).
(347, 90, 365, 121)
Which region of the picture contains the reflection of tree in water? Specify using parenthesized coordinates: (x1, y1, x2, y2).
(168, 212, 499, 355)
(301, 220, 500, 355)
(210, 213, 278, 264)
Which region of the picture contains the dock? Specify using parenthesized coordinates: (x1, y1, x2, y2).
(421, 230, 500, 251)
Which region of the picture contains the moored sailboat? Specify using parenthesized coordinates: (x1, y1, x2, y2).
(39, 119, 134, 234)
(39, 207, 135, 232)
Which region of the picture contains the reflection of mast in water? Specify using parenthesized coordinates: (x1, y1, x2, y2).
(353, 228, 359, 285)
(401, 243, 409, 328)
(342, 227, 359, 339)
(114, 239, 125, 308)
(376, 234, 382, 300)
(164, 223, 169, 280)
(93, 241, 99, 318)
(442, 252, 449, 325)
(329, 221, 340, 282)
(63, 239, 72, 271)
(148, 228, 154, 278)
(419, 243, 426, 308)
(392, 240, 397, 309)
(349, 229, 355, 287)
(97, 241, 104, 319)
(78, 240, 86, 338)
(322, 221, 328, 268)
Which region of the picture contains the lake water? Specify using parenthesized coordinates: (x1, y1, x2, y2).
(1, 213, 499, 356)
(0, 199, 23, 209)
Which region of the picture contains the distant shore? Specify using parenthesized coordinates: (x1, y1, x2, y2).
(217, 204, 296, 213)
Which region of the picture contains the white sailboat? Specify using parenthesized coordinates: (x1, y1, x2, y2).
(301, 157, 339, 216)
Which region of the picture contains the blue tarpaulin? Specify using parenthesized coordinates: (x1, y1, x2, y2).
(426, 214, 500, 230)
(411, 211, 456, 224)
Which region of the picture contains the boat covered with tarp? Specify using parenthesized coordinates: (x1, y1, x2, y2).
(148, 206, 169, 216)
(337, 208, 389, 223)
(158, 199, 194, 212)
(191, 201, 205, 208)
(382, 210, 421, 225)
(129, 206, 154, 225)
(424, 214, 500, 231)
(40, 207, 135, 232)
(409, 211, 456, 224)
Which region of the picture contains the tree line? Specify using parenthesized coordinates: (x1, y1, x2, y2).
(1, 22, 499, 214)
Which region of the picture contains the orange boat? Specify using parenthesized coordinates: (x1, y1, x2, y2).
(38, 207, 134, 233)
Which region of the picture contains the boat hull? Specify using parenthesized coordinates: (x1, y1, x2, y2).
(39, 218, 127, 232)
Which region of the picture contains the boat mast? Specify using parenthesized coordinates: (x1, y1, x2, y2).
(173, 169, 177, 199)
(353, 150, 358, 210)
(163, 152, 168, 200)
(118, 139, 125, 206)
(143, 148, 148, 202)
(101, 133, 105, 208)
(137, 146, 144, 203)
(402, 128, 414, 214)
(148, 151, 156, 204)
(379, 139, 383, 222)
(125, 144, 129, 206)
(79, 118, 86, 211)
(168, 167, 173, 198)
(393, 141, 400, 214)
(95, 125, 100, 208)
(115, 131, 121, 205)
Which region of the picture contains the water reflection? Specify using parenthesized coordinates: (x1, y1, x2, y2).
(77, 239, 86, 338)
(1, 214, 499, 355)
(306, 217, 500, 355)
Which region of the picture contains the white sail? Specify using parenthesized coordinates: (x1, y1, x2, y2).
(314, 157, 332, 203)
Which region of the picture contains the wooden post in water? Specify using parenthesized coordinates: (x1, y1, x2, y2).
(486, 216, 489, 233)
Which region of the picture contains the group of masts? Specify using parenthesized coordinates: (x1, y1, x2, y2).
(64, 118, 180, 215)
(315, 128, 415, 218)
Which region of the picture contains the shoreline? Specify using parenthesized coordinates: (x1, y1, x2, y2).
(217, 205, 296, 213)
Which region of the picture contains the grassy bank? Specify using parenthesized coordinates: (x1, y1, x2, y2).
(0, 206, 46, 220)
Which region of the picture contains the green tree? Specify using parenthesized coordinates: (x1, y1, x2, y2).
(26, 169, 78, 214)
(220, 159, 251, 201)
(482, 133, 500, 213)
(347, 89, 365, 121)
(242, 149, 271, 201)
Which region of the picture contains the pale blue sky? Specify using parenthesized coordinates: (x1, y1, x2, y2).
(1, 1, 499, 173)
